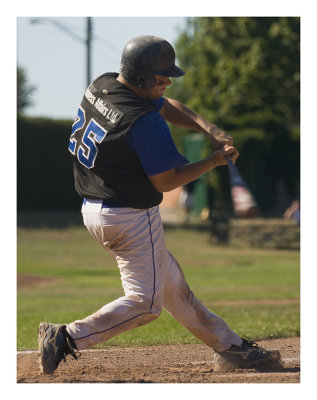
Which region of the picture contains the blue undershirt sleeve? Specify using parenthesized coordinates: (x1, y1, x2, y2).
(126, 105, 189, 176)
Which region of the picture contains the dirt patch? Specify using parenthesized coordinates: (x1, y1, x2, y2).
(17, 274, 61, 289)
(17, 337, 299, 383)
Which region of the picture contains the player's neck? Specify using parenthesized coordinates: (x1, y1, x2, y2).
(116, 75, 149, 99)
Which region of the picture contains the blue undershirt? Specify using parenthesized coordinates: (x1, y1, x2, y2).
(126, 98, 189, 175)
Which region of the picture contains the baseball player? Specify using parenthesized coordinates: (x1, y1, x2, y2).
(38, 35, 281, 374)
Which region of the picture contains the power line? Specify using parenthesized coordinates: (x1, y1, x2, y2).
(30, 17, 92, 87)
(93, 34, 121, 57)
(30, 17, 85, 44)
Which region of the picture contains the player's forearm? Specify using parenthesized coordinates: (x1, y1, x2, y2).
(148, 145, 239, 193)
(161, 98, 233, 148)
(148, 158, 215, 193)
(162, 97, 215, 135)
(166, 158, 217, 191)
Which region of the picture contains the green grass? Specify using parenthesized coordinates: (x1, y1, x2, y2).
(17, 225, 300, 350)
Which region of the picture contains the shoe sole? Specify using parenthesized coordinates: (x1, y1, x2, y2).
(214, 350, 281, 372)
(38, 322, 53, 374)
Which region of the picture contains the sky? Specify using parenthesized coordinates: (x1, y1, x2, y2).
(17, 16, 188, 119)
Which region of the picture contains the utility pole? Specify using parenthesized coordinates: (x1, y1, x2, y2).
(86, 17, 92, 87)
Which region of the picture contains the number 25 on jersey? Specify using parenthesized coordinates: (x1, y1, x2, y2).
(69, 106, 108, 169)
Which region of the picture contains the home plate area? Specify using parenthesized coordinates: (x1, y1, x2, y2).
(17, 337, 299, 383)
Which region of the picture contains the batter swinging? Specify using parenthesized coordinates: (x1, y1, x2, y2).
(38, 35, 280, 374)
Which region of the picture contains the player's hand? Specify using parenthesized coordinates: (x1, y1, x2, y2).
(209, 127, 233, 149)
(210, 145, 239, 167)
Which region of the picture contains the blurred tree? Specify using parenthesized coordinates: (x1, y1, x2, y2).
(17, 66, 36, 114)
(167, 17, 300, 213)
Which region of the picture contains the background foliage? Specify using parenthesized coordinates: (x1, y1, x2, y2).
(17, 66, 36, 114)
(167, 17, 300, 212)
(17, 116, 81, 211)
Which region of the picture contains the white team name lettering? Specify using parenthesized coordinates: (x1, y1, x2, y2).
(94, 98, 109, 116)
(108, 110, 119, 124)
(94, 98, 120, 124)
(85, 87, 96, 105)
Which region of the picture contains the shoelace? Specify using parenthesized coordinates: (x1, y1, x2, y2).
(64, 336, 81, 363)
(242, 339, 268, 355)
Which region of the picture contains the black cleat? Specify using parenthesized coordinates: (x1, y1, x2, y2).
(38, 322, 80, 374)
(213, 338, 281, 371)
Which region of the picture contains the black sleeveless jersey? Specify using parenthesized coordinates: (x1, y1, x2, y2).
(68, 73, 163, 209)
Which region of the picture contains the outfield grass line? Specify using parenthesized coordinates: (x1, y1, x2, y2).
(17, 350, 38, 354)
(204, 299, 300, 307)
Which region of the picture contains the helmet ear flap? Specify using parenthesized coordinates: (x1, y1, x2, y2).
(136, 75, 145, 88)
(136, 74, 157, 89)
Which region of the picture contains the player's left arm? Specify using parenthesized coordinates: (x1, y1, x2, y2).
(148, 145, 239, 193)
(159, 97, 233, 149)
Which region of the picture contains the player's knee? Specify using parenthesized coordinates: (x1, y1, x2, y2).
(149, 308, 161, 320)
(126, 293, 162, 316)
(140, 299, 162, 319)
(139, 308, 161, 325)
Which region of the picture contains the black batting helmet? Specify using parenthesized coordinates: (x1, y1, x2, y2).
(119, 35, 185, 89)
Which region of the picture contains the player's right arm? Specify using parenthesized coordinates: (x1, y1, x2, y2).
(148, 145, 239, 193)
(160, 98, 233, 150)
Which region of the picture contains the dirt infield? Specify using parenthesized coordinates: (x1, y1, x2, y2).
(17, 337, 299, 383)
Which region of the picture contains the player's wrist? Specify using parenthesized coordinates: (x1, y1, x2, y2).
(207, 125, 233, 148)
(208, 153, 219, 169)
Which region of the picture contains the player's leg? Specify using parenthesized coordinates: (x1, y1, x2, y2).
(162, 251, 281, 369)
(162, 251, 242, 351)
(66, 204, 169, 350)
